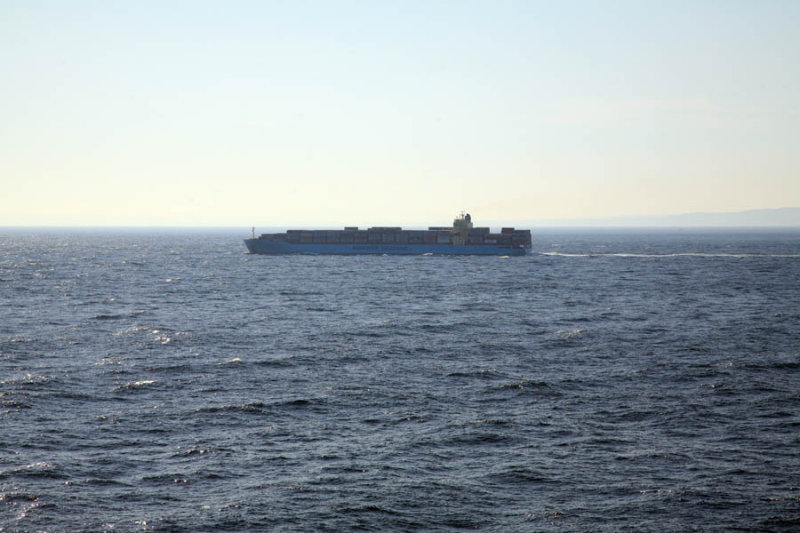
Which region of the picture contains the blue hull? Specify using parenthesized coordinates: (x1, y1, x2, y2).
(244, 240, 528, 256)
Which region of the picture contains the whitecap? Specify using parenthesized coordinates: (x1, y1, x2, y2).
(24, 461, 55, 471)
(555, 328, 584, 339)
(117, 380, 156, 390)
(0, 373, 50, 386)
(542, 252, 592, 257)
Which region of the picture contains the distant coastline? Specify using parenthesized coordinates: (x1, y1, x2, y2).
(494, 207, 800, 228)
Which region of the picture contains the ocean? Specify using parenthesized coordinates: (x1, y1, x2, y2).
(1, 228, 798, 532)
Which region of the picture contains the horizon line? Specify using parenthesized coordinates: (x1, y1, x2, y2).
(2, 207, 799, 230)
(2, 224, 799, 230)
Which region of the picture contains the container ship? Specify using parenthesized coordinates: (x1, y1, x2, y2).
(244, 213, 531, 255)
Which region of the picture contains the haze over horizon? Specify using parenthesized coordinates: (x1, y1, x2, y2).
(2, 1, 799, 227)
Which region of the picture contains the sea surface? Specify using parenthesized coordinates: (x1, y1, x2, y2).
(1, 228, 799, 532)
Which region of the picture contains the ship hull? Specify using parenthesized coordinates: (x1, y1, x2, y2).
(244, 240, 528, 256)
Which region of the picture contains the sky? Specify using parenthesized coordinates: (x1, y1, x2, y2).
(1, 0, 799, 227)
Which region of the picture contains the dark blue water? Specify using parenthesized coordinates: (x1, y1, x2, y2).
(2, 228, 799, 532)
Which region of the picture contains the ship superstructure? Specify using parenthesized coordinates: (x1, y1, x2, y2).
(244, 213, 531, 255)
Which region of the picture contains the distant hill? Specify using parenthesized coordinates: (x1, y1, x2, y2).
(497, 207, 800, 228)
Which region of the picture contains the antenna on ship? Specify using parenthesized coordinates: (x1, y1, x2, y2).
(251, 227, 255, 239)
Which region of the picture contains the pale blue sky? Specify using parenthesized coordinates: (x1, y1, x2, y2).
(2, 0, 798, 226)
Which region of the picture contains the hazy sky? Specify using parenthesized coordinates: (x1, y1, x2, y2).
(2, 0, 799, 226)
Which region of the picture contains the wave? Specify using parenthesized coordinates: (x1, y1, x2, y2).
(485, 466, 554, 484)
(115, 380, 157, 391)
(501, 379, 552, 390)
(195, 397, 324, 414)
(446, 368, 499, 378)
(254, 357, 297, 367)
(0, 462, 64, 479)
(541, 251, 800, 258)
(0, 490, 39, 502)
(555, 328, 585, 339)
(171, 446, 231, 458)
(84, 478, 134, 487)
(111, 326, 188, 346)
(0, 396, 32, 410)
(0, 373, 52, 386)
(91, 310, 146, 320)
(93, 314, 123, 321)
(143, 363, 194, 373)
(337, 504, 402, 516)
